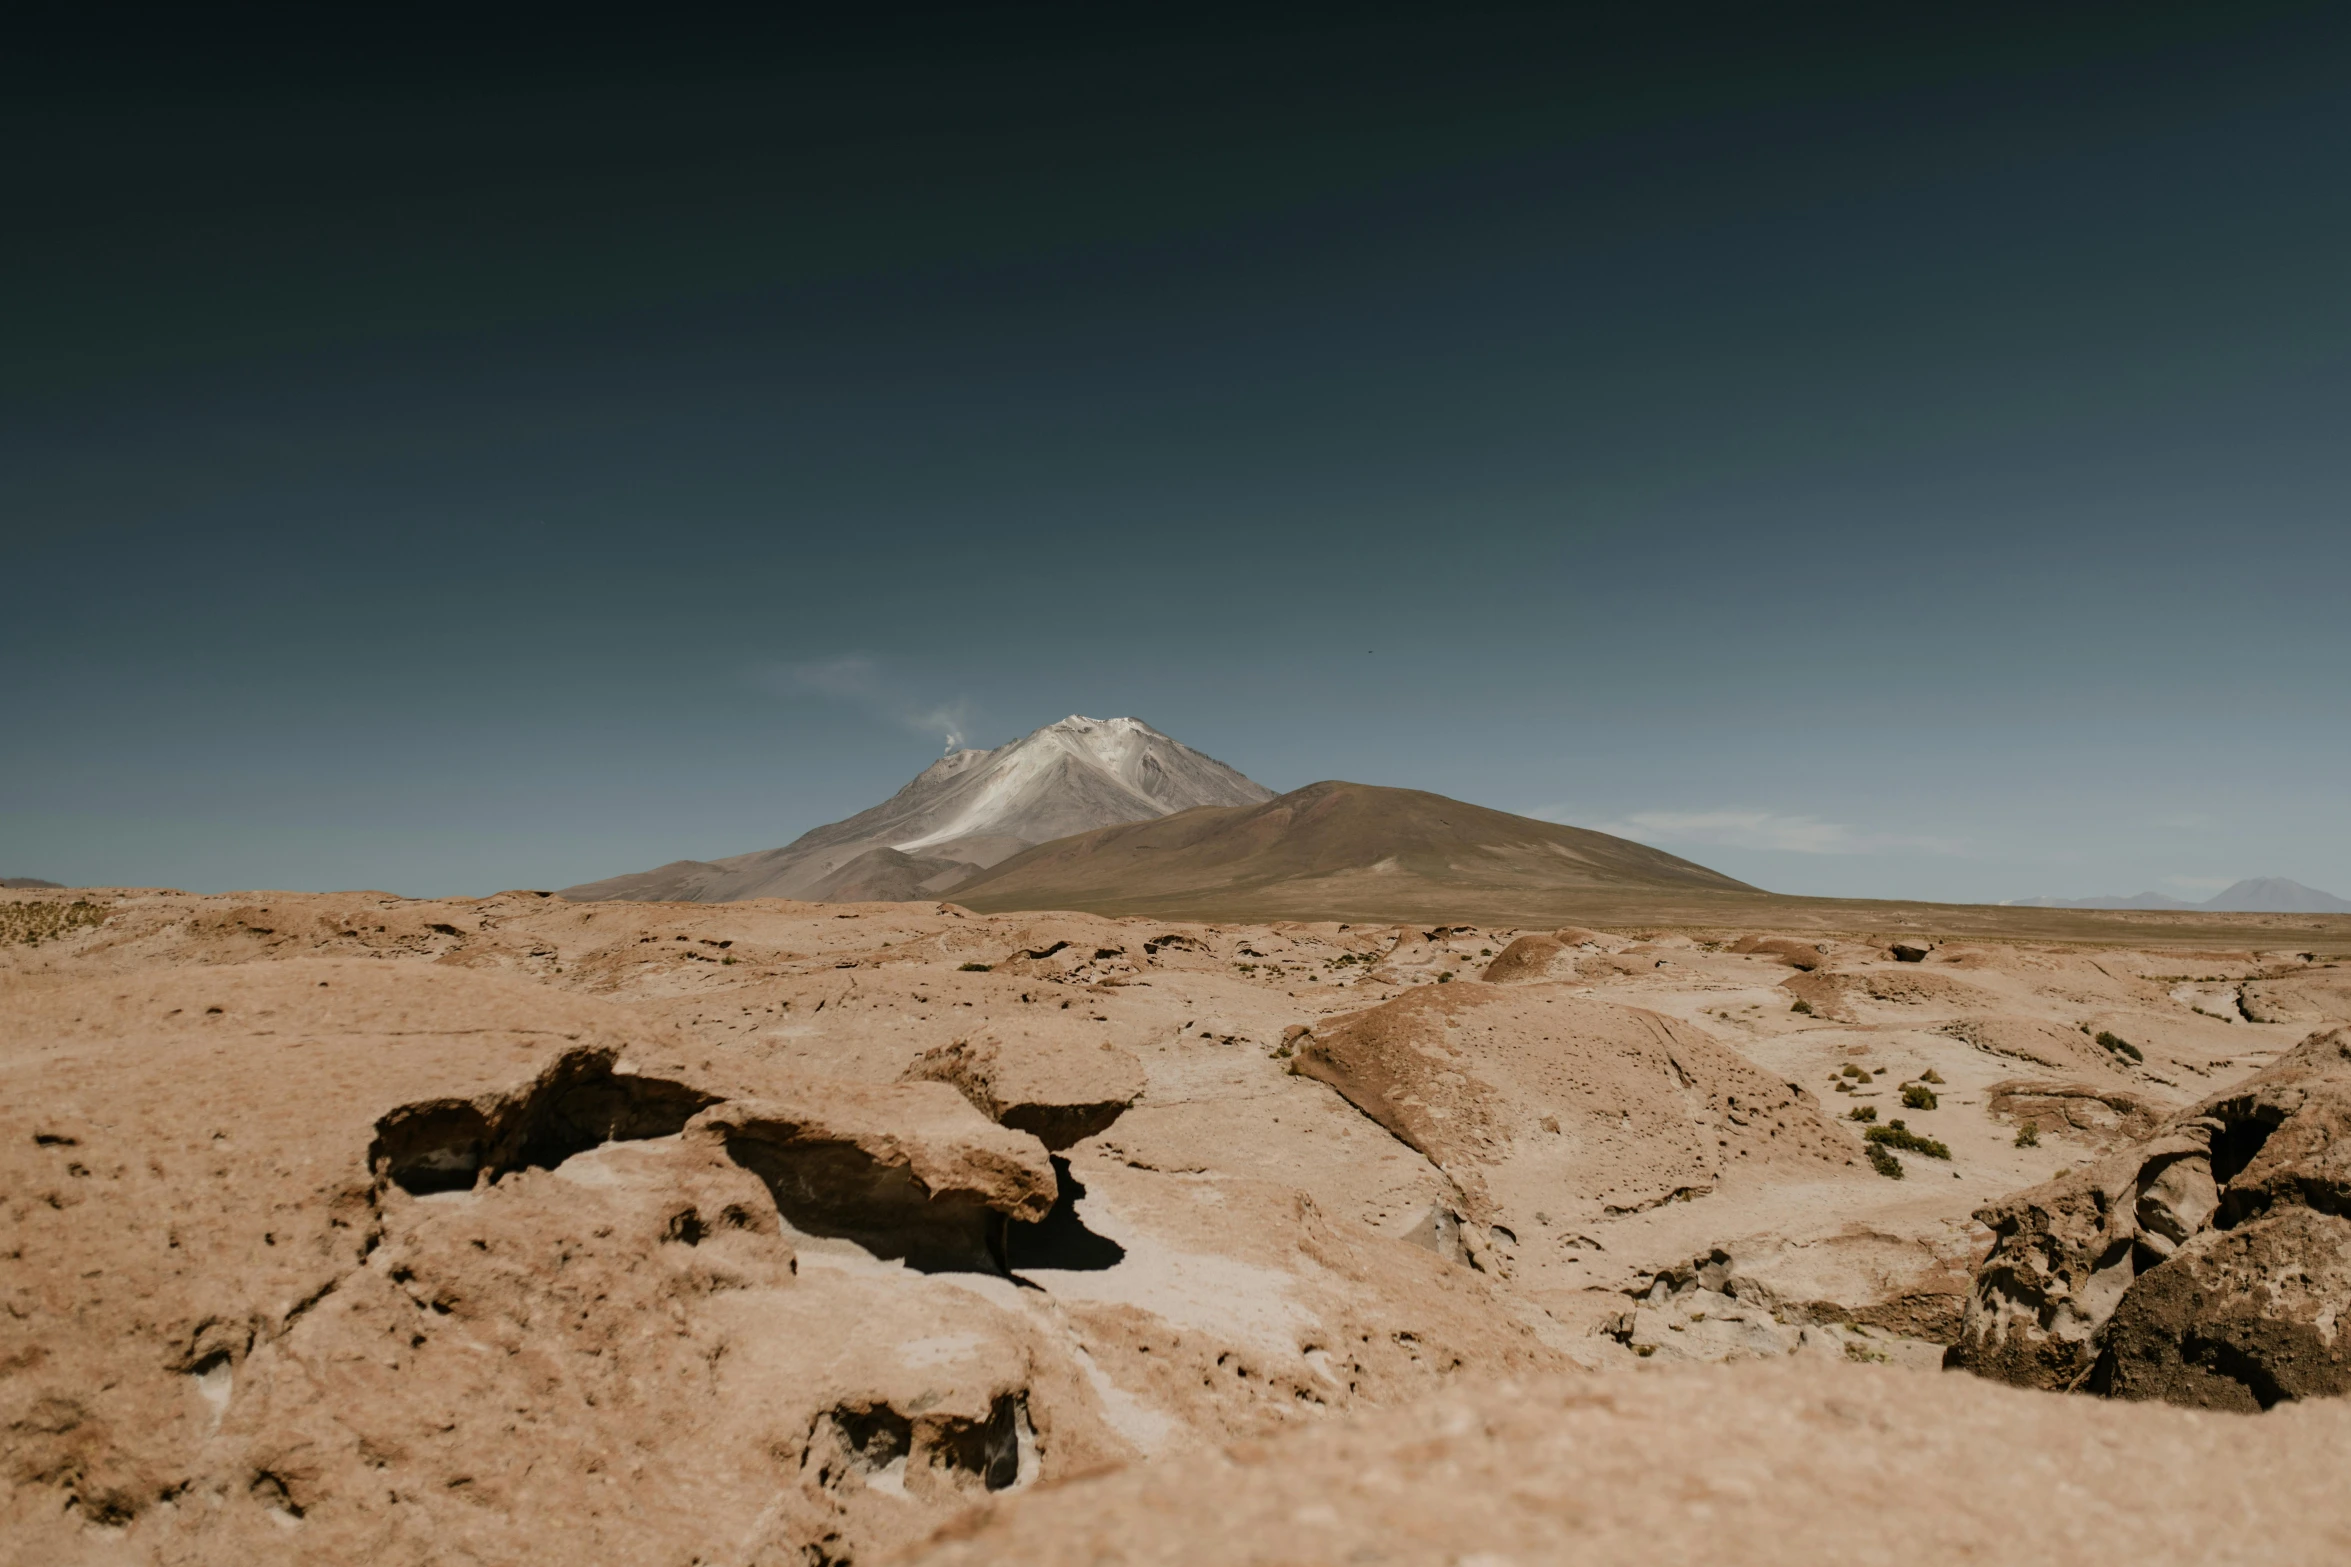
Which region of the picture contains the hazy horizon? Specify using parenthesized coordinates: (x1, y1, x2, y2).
(8, 6, 2350, 904)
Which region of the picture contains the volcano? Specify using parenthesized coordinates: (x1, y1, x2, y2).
(557, 716, 1273, 903)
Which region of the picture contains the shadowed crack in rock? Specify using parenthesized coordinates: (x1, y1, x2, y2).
(1003, 1156, 1126, 1274)
(368, 1045, 720, 1196)
(689, 1084, 1056, 1274)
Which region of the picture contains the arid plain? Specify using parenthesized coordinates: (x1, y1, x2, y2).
(7, 877, 2350, 1565)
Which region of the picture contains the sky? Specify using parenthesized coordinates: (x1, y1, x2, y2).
(6, 4, 2349, 904)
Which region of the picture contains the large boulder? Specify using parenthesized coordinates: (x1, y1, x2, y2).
(2100, 1206, 2351, 1409)
(1948, 1026, 2351, 1408)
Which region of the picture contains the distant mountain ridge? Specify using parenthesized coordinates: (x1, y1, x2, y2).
(558, 716, 1275, 904)
(2010, 877, 2351, 914)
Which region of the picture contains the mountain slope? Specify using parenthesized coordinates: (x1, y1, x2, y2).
(2009, 893, 2197, 911)
(2011, 878, 2350, 914)
(2200, 877, 2351, 913)
(946, 780, 1759, 923)
(558, 716, 1272, 904)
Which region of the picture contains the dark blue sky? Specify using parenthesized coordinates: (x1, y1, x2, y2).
(7, 5, 2348, 902)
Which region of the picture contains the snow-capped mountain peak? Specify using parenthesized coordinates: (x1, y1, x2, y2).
(557, 715, 1272, 904)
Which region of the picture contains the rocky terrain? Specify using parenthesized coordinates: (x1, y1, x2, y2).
(6, 883, 2350, 1564)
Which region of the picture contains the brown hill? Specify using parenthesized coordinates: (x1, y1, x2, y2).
(946, 780, 1759, 923)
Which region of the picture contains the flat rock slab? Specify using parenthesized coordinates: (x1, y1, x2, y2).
(691, 1082, 1057, 1271)
(902, 1031, 1145, 1150)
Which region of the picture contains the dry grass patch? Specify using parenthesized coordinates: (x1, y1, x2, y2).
(1, 899, 110, 946)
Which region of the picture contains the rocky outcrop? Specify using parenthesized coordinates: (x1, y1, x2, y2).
(368, 1045, 722, 1195)
(1948, 1026, 2351, 1409)
(2099, 1206, 2351, 1408)
(901, 1032, 1145, 1150)
(1728, 934, 1827, 970)
(1942, 1016, 2151, 1081)
(1479, 928, 1619, 983)
(691, 1082, 1058, 1270)
(1288, 984, 1857, 1243)
(1479, 932, 1572, 983)
(2242, 973, 2351, 1026)
(1983, 1080, 2165, 1143)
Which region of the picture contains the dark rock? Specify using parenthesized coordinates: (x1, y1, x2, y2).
(1948, 1027, 2351, 1408)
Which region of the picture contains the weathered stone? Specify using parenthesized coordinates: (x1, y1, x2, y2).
(1728, 934, 1828, 970)
(2101, 1206, 2351, 1410)
(1479, 933, 1570, 983)
(689, 1082, 1058, 1269)
(1949, 1026, 2351, 1407)
(904, 1032, 1145, 1150)
(1288, 983, 1855, 1234)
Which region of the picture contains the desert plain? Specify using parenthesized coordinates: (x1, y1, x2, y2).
(6, 882, 2351, 1565)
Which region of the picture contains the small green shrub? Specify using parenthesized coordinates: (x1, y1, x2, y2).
(1900, 1083, 1938, 1111)
(1867, 1144, 1905, 1179)
(1792, 1000, 1814, 1015)
(1868, 1123, 1951, 1160)
(2015, 1123, 2041, 1148)
(958, 962, 992, 972)
(1437, 972, 1454, 983)
(1920, 1068, 1944, 1084)
(1847, 1105, 1877, 1123)
(2096, 1030, 2144, 1063)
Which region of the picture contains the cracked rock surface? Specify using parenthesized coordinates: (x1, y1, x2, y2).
(1949, 1026, 2351, 1408)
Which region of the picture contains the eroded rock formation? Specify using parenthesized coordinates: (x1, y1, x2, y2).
(1949, 1026, 2351, 1409)
(7, 885, 2348, 1561)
